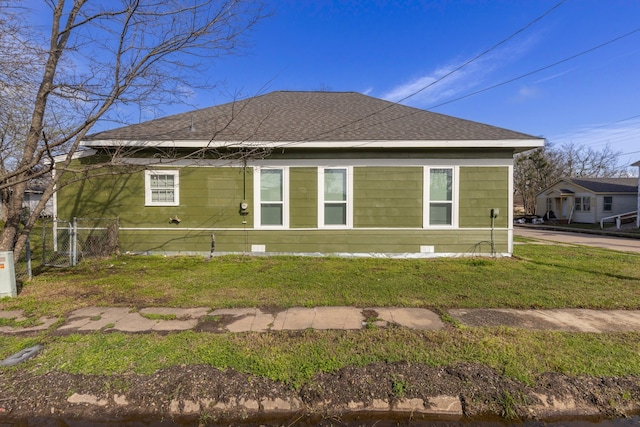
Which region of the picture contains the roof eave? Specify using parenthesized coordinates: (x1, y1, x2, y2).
(81, 138, 545, 150)
(536, 178, 639, 197)
(49, 148, 98, 164)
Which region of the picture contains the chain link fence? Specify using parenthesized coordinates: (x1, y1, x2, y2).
(74, 217, 119, 261)
(5, 218, 118, 290)
(39, 217, 119, 269)
(42, 219, 73, 268)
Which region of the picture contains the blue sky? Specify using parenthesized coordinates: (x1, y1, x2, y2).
(24, 1, 640, 170)
(187, 0, 640, 169)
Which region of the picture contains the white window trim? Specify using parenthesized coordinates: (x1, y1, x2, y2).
(575, 195, 591, 212)
(145, 170, 180, 206)
(423, 166, 458, 228)
(318, 166, 353, 229)
(254, 166, 289, 229)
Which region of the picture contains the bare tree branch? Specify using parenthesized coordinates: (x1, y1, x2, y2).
(0, 0, 268, 257)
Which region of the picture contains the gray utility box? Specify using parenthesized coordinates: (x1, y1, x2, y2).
(0, 252, 17, 298)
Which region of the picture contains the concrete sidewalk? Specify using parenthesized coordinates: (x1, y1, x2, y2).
(2, 306, 640, 334)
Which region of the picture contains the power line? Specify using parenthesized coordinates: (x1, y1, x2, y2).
(395, 0, 567, 105)
(425, 27, 640, 110)
(277, 1, 567, 148)
(335, 26, 640, 148)
(548, 114, 640, 149)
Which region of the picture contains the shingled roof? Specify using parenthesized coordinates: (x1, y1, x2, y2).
(567, 178, 638, 193)
(83, 91, 542, 150)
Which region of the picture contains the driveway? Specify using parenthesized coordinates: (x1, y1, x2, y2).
(514, 226, 640, 253)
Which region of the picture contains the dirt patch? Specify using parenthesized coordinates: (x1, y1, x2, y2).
(193, 314, 236, 333)
(1, 363, 639, 423)
(449, 309, 561, 330)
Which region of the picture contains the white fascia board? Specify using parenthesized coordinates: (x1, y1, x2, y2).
(48, 148, 98, 164)
(81, 138, 545, 150)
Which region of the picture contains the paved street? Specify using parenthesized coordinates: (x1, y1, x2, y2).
(514, 226, 640, 253)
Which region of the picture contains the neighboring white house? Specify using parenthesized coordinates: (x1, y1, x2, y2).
(0, 180, 54, 221)
(536, 177, 638, 224)
(22, 187, 54, 217)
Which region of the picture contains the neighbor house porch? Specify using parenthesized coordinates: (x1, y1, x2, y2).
(542, 189, 575, 223)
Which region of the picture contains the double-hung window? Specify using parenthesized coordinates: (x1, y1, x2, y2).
(319, 167, 351, 227)
(145, 170, 179, 206)
(575, 196, 591, 212)
(603, 196, 613, 212)
(256, 168, 288, 227)
(424, 167, 455, 227)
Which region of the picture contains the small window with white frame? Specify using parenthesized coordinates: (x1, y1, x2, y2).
(318, 167, 352, 228)
(255, 167, 289, 228)
(603, 196, 613, 212)
(145, 170, 179, 206)
(424, 167, 456, 227)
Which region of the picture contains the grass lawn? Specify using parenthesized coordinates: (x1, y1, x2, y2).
(3, 239, 640, 317)
(1, 239, 640, 386)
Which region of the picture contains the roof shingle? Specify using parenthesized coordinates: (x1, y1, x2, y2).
(568, 178, 638, 193)
(85, 91, 539, 143)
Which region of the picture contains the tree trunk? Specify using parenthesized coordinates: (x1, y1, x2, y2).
(0, 179, 27, 257)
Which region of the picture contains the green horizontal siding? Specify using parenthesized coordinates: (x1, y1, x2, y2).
(353, 167, 423, 228)
(58, 167, 142, 221)
(290, 167, 317, 228)
(459, 167, 509, 228)
(59, 166, 254, 229)
(57, 162, 513, 255)
(118, 228, 509, 255)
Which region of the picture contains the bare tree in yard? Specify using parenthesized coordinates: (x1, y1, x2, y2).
(0, 5, 47, 222)
(514, 145, 563, 215)
(0, 0, 266, 258)
(560, 142, 622, 178)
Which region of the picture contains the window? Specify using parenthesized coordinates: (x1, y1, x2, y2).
(255, 168, 288, 227)
(319, 167, 351, 227)
(425, 167, 454, 226)
(603, 196, 613, 212)
(145, 170, 179, 206)
(575, 196, 591, 212)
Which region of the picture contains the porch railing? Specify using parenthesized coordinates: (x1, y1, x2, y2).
(600, 211, 638, 230)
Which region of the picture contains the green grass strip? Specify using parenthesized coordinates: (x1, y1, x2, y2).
(4, 328, 639, 389)
(3, 242, 640, 318)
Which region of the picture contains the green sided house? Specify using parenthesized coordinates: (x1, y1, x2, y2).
(54, 91, 544, 257)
